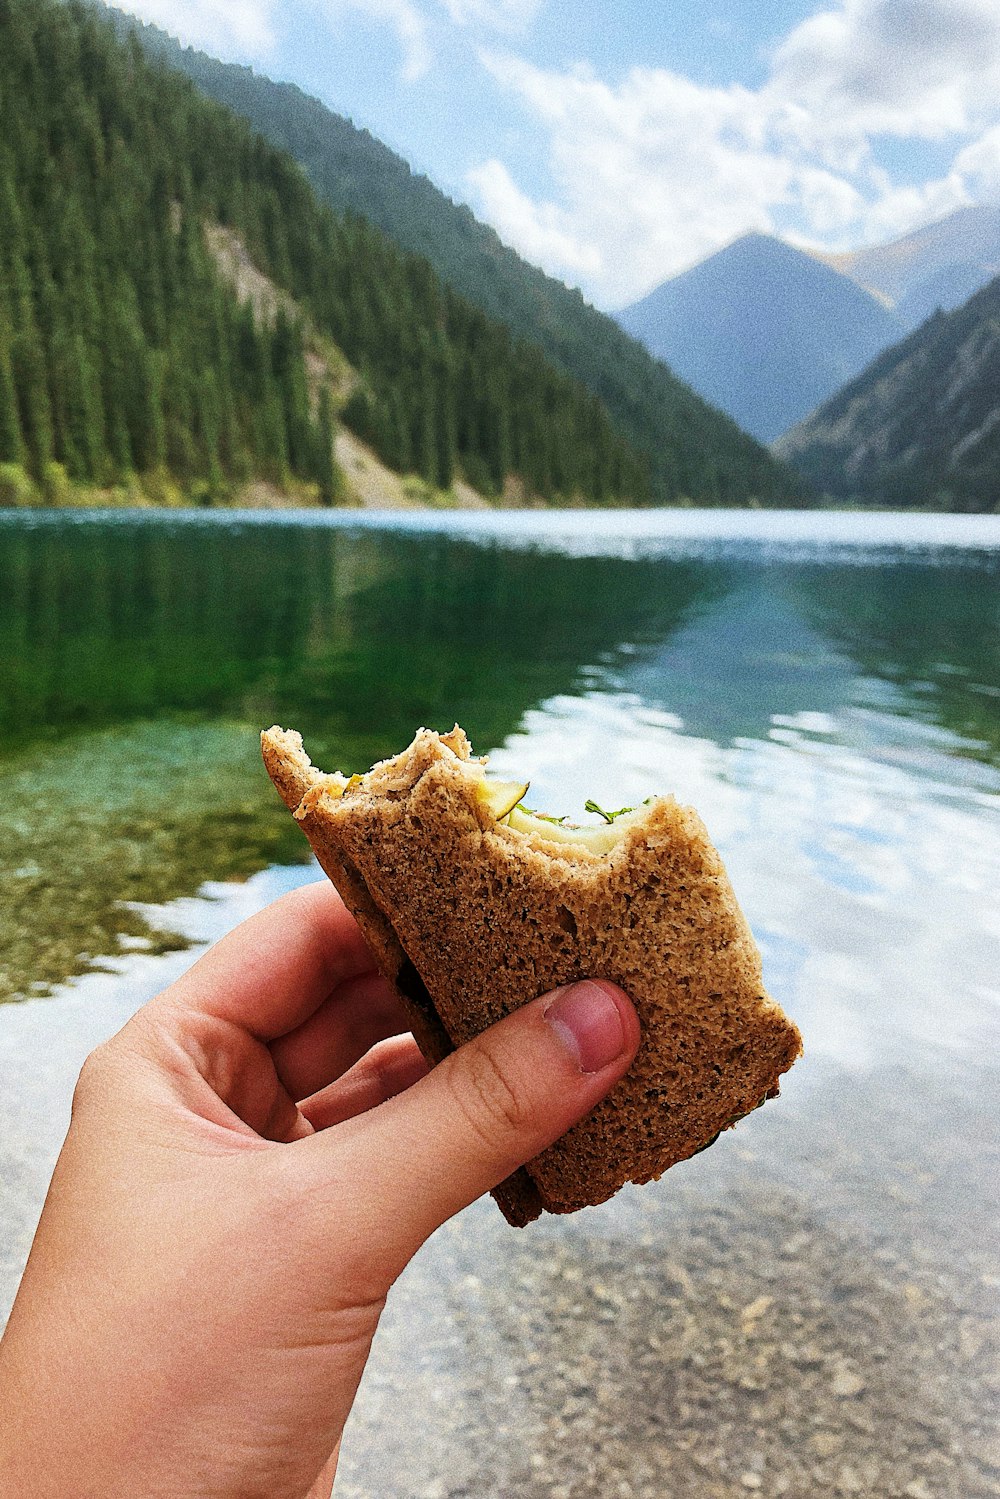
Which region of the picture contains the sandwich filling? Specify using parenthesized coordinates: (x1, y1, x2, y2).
(498, 799, 643, 855)
(304, 748, 647, 858)
(474, 773, 644, 853)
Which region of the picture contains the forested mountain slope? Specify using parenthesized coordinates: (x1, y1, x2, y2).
(615, 234, 904, 444)
(0, 0, 652, 507)
(775, 277, 1000, 512)
(0, 0, 335, 504)
(110, 9, 807, 507)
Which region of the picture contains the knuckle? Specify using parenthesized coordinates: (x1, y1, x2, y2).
(70, 1043, 112, 1118)
(449, 1043, 530, 1149)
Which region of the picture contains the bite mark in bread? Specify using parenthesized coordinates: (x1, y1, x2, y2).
(261, 724, 803, 1227)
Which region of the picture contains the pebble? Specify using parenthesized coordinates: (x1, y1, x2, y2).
(831, 1367, 866, 1398)
(741, 1294, 774, 1327)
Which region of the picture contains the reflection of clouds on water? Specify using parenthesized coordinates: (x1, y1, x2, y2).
(488, 689, 1000, 1074)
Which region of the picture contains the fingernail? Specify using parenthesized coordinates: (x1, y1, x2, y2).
(544, 981, 628, 1074)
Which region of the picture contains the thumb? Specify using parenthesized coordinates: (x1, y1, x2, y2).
(330, 980, 640, 1276)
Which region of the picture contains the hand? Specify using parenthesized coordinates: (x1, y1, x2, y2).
(0, 882, 639, 1499)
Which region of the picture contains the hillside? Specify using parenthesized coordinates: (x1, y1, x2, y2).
(774, 277, 1000, 512)
(0, 0, 658, 510)
(820, 204, 1000, 331)
(0, 3, 332, 506)
(615, 234, 905, 444)
(106, 9, 807, 508)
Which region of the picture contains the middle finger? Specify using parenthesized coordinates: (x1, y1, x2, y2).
(269, 971, 412, 1101)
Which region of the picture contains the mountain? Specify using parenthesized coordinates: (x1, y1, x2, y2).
(774, 276, 1000, 512)
(820, 204, 1000, 331)
(104, 8, 807, 508)
(614, 234, 905, 445)
(0, 0, 659, 509)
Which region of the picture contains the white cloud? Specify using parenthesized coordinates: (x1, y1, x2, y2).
(467, 159, 602, 280)
(831, 172, 971, 246)
(771, 0, 1000, 139)
(470, 0, 1000, 306)
(110, 0, 277, 56)
(476, 51, 809, 302)
(953, 123, 1000, 198)
(440, 0, 541, 29)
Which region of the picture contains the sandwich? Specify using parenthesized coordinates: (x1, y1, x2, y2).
(261, 724, 802, 1226)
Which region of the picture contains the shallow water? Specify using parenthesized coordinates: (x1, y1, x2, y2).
(1, 508, 998, 1497)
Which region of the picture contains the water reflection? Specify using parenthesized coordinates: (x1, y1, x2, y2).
(0, 520, 714, 759)
(0, 519, 716, 1000)
(1, 515, 998, 1007)
(796, 560, 1000, 765)
(2, 511, 998, 1499)
(619, 576, 861, 747)
(611, 561, 1000, 773)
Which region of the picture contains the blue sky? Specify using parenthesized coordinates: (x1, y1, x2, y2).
(113, 0, 1000, 310)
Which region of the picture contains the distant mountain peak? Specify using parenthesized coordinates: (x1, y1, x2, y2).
(615, 232, 904, 444)
(815, 202, 1000, 329)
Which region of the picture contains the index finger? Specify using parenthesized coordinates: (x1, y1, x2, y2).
(158, 880, 378, 1041)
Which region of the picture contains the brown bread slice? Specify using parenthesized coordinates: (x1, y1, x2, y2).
(261, 724, 802, 1227)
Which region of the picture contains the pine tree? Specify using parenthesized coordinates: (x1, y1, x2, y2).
(315, 383, 338, 505)
(0, 173, 34, 333)
(484, 378, 512, 493)
(433, 357, 457, 491)
(411, 384, 438, 487)
(50, 327, 104, 479)
(0, 326, 25, 464)
(0, 0, 670, 507)
(197, 367, 224, 492)
(11, 317, 54, 476)
(342, 387, 374, 447)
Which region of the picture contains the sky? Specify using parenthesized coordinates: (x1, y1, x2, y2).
(112, 0, 1000, 310)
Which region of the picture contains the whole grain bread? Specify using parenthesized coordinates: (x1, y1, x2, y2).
(261, 724, 802, 1226)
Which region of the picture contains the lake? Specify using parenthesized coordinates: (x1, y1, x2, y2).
(1, 507, 998, 1498)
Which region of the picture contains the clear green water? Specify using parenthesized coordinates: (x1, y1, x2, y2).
(1, 508, 997, 1011)
(1, 509, 998, 1497)
(0, 512, 728, 998)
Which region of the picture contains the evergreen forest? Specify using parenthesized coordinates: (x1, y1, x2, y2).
(0, 0, 655, 506)
(125, 11, 808, 508)
(776, 275, 1000, 512)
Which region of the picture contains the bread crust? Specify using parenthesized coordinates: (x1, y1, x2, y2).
(261, 725, 802, 1226)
